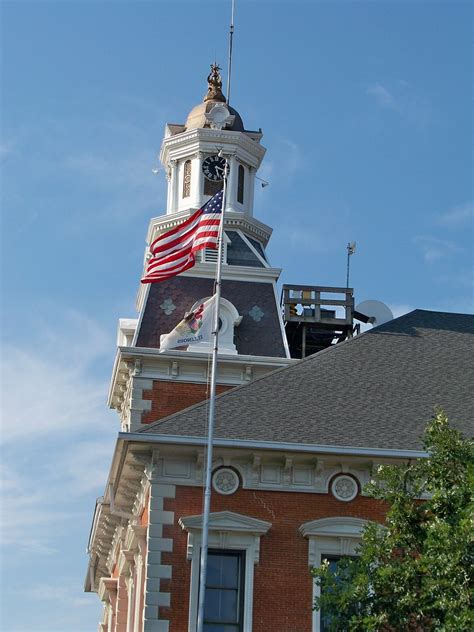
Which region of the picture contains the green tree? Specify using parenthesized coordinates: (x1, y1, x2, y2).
(312, 410, 474, 631)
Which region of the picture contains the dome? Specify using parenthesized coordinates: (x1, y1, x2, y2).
(185, 100, 244, 132)
(184, 63, 245, 132)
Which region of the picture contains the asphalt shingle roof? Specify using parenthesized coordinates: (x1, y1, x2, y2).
(139, 310, 474, 452)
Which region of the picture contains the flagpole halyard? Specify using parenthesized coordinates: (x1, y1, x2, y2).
(196, 159, 229, 632)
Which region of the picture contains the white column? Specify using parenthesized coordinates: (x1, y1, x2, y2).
(167, 159, 179, 215)
(247, 166, 256, 218)
(226, 155, 237, 212)
(126, 572, 134, 632)
(191, 152, 204, 210)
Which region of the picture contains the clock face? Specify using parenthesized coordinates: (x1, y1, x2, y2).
(202, 155, 227, 182)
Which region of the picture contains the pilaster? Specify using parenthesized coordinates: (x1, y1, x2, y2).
(143, 462, 176, 632)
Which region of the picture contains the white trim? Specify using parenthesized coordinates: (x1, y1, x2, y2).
(331, 474, 358, 502)
(212, 467, 240, 495)
(121, 433, 428, 459)
(299, 517, 367, 632)
(133, 283, 151, 344)
(236, 230, 269, 268)
(273, 281, 291, 359)
(182, 262, 282, 283)
(179, 511, 271, 632)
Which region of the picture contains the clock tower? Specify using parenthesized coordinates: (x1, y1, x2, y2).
(109, 65, 291, 434)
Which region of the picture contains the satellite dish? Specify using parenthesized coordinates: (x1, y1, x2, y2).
(355, 300, 394, 327)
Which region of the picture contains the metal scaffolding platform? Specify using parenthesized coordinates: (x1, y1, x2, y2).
(281, 285, 356, 359)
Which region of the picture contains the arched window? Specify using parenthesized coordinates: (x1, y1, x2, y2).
(237, 164, 245, 204)
(182, 160, 191, 198)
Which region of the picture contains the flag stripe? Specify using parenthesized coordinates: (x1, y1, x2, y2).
(142, 190, 223, 284)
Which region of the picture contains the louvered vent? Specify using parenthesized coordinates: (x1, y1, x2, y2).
(199, 248, 225, 264)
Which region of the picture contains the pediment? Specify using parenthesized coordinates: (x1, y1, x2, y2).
(299, 516, 367, 538)
(179, 510, 271, 535)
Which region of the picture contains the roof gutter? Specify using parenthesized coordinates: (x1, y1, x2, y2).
(118, 432, 428, 459)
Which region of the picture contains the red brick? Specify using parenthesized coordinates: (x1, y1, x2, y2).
(142, 380, 233, 423)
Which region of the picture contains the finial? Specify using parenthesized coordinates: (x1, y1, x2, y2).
(204, 63, 226, 103)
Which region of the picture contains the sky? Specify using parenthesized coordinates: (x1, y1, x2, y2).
(0, 0, 472, 629)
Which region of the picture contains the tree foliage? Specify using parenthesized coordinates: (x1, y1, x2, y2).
(312, 411, 474, 631)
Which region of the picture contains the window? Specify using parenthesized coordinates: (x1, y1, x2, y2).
(299, 517, 367, 632)
(203, 550, 245, 631)
(237, 165, 245, 204)
(183, 160, 192, 198)
(179, 511, 272, 632)
(320, 555, 355, 632)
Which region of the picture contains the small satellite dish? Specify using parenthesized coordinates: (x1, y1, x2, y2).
(355, 300, 394, 327)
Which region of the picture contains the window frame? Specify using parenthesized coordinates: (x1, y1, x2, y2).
(203, 549, 245, 631)
(179, 511, 272, 632)
(183, 159, 192, 198)
(299, 517, 367, 632)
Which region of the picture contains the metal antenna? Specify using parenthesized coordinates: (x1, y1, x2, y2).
(226, 0, 236, 105)
(346, 241, 356, 288)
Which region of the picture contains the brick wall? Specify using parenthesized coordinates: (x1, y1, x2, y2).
(158, 485, 387, 632)
(142, 381, 233, 424)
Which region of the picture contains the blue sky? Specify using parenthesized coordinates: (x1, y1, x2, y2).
(1, 1, 472, 629)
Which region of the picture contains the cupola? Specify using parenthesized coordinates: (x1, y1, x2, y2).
(184, 63, 245, 132)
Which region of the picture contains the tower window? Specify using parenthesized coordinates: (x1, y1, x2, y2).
(237, 165, 245, 204)
(183, 160, 192, 198)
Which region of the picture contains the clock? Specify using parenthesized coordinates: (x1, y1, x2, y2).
(202, 155, 227, 182)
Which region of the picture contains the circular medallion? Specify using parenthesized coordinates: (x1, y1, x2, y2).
(212, 467, 239, 495)
(202, 155, 227, 182)
(331, 474, 358, 502)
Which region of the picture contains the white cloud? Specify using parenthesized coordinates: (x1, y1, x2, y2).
(437, 201, 474, 227)
(1, 309, 113, 444)
(414, 236, 461, 263)
(0, 308, 117, 554)
(366, 82, 432, 127)
(367, 83, 399, 111)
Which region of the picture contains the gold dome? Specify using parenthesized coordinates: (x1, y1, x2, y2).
(184, 63, 245, 132)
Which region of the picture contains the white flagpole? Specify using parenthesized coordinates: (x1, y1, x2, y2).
(196, 157, 229, 632)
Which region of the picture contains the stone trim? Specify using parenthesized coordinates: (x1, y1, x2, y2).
(143, 475, 176, 632)
(122, 452, 372, 496)
(179, 510, 272, 632)
(299, 516, 367, 632)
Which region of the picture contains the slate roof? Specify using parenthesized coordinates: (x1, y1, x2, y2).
(135, 275, 287, 357)
(139, 310, 474, 452)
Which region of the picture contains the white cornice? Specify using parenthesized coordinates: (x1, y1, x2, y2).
(121, 433, 428, 460)
(146, 210, 273, 247)
(160, 128, 266, 169)
(107, 347, 293, 409)
(180, 263, 281, 282)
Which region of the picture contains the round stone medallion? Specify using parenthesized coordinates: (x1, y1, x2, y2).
(212, 467, 240, 495)
(331, 474, 358, 502)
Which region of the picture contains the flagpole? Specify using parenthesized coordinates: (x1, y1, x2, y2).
(226, 0, 235, 106)
(196, 157, 229, 632)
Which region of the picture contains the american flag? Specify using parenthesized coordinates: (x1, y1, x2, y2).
(141, 190, 223, 284)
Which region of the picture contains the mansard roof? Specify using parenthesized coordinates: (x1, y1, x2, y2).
(139, 310, 474, 452)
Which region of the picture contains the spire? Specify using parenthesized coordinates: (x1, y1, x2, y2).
(204, 63, 226, 103)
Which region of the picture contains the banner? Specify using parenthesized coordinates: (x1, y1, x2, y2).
(159, 296, 216, 351)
